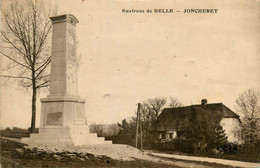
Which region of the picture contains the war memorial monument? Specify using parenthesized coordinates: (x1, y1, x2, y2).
(22, 14, 111, 146)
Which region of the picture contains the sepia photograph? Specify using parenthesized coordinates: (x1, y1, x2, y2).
(0, 0, 259, 167)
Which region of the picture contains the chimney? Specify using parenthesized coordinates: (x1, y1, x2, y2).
(201, 99, 207, 105)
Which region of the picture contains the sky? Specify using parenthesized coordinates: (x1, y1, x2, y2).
(0, 0, 259, 129)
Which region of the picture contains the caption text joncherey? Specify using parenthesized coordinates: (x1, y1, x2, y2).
(122, 9, 218, 14)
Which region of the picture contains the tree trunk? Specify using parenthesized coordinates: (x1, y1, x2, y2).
(30, 79, 37, 133)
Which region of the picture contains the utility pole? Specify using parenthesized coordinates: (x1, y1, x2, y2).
(139, 105, 143, 151)
(135, 103, 143, 150)
(135, 103, 140, 148)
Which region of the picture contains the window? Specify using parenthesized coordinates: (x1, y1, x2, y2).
(169, 133, 174, 139)
(161, 133, 166, 139)
(159, 133, 167, 139)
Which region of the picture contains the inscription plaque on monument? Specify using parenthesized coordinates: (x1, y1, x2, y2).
(45, 112, 62, 125)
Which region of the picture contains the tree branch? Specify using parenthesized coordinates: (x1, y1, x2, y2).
(35, 57, 51, 79)
(0, 51, 31, 69)
(0, 75, 31, 80)
(36, 80, 50, 89)
(35, 56, 51, 72)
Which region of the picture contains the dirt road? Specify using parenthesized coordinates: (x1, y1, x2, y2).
(150, 152, 260, 168)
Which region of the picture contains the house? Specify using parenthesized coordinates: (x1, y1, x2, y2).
(157, 99, 243, 144)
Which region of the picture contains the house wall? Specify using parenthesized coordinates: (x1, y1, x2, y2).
(220, 118, 243, 144)
(159, 131, 177, 140)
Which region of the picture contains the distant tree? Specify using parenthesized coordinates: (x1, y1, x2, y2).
(0, 127, 30, 138)
(140, 97, 182, 141)
(213, 125, 228, 148)
(109, 124, 120, 136)
(169, 97, 183, 108)
(139, 104, 153, 140)
(5, 127, 12, 131)
(89, 123, 103, 136)
(0, 0, 57, 132)
(235, 89, 260, 148)
(114, 118, 136, 146)
(182, 107, 227, 153)
(145, 97, 167, 130)
(113, 97, 182, 147)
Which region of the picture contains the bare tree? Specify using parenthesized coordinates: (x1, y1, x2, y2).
(89, 123, 103, 136)
(109, 124, 120, 136)
(0, 0, 57, 132)
(235, 89, 260, 147)
(142, 97, 167, 140)
(146, 97, 167, 122)
(169, 96, 183, 107)
(139, 104, 153, 139)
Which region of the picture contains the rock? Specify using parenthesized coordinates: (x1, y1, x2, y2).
(67, 153, 76, 159)
(53, 154, 62, 160)
(31, 147, 38, 153)
(78, 157, 85, 161)
(15, 148, 24, 155)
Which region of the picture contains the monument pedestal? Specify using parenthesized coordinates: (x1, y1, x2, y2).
(21, 14, 111, 146)
(22, 96, 112, 146)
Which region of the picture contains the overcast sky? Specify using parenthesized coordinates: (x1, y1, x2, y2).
(0, 0, 259, 129)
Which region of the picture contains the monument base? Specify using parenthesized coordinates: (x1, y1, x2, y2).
(21, 125, 112, 147)
(21, 95, 112, 146)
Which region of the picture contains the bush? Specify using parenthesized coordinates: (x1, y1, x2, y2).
(0, 127, 35, 138)
(142, 139, 193, 153)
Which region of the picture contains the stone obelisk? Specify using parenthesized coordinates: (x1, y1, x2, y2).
(22, 14, 111, 146)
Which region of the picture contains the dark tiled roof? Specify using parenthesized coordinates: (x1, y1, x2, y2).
(157, 103, 240, 131)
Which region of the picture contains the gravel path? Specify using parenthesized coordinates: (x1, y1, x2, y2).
(25, 144, 217, 168)
(151, 152, 260, 168)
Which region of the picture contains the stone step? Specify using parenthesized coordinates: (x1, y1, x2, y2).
(39, 127, 91, 135)
(30, 133, 71, 139)
(23, 136, 72, 142)
(30, 132, 100, 140)
(22, 132, 112, 146)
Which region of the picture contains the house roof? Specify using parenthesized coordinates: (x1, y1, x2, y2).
(161, 103, 239, 118)
(157, 103, 240, 131)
